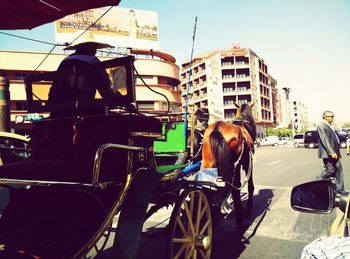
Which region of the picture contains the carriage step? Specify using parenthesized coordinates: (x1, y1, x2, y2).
(156, 164, 187, 174)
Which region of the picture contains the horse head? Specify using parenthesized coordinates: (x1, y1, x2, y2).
(194, 108, 209, 130)
(234, 102, 254, 121)
(234, 102, 256, 141)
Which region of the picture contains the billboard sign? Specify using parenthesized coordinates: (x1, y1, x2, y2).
(55, 7, 159, 50)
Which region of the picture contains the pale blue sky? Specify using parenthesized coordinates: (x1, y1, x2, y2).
(1, 0, 349, 124)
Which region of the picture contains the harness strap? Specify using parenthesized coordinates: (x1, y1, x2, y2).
(234, 139, 245, 168)
(226, 141, 253, 191)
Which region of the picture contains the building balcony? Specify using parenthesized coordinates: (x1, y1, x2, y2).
(221, 62, 234, 67)
(194, 83, 207, 91)
(235, 62, 250, 67)
(222, 75, 251, 82)
(223, 91, 235, 96)
(223, 103, 237, 108)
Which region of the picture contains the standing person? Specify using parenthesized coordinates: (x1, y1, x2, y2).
(48, 31, 116, 117)
(317, 110, 344, 194)
(129, 9, 139, 39)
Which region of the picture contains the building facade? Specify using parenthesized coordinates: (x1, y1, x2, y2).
(0, 49, 181, 134)
(180, 47, 278, 137)
(278, 87, 292, 129)
(292, 99, 308, 132)
(278, 87, 309, 134)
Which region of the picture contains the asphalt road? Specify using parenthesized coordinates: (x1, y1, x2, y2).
(253, 145, 350, 189)
(231, 145, 350, 259)
(98, 145, 350, 259)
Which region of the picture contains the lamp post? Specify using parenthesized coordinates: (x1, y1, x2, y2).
(282, 87, 295, 137)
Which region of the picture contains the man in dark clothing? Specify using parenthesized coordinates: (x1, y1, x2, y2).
(317, 110, 344, 194)
(48, 33, 115, 117)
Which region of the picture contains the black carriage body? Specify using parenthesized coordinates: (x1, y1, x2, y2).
(0, 56, 163, 258)
(0, 114, 162, 259)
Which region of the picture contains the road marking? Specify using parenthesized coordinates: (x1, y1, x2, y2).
(268, 160, 282, 166)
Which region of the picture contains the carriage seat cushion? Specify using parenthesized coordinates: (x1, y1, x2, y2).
(0, 160, 92, 183)
(30, 118, 77, 162)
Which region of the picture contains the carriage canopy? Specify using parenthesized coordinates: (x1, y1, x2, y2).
(0, 0, 121, 30)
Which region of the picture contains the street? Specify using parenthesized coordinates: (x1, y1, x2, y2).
(216, 146, 350, 259)
(99, 146, 350, 259)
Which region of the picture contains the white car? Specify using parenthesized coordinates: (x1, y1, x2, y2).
(293, 133, 304, 148)
(278, 137, 291, 146)
(260, 136, 279, 146)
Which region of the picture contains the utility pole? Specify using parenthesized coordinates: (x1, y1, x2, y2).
(0, 75, 11, 132)
(184, 17, 198, 157)
(282, 87, 295, 137)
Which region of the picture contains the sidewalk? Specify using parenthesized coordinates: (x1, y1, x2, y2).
(98, 184, 337, 259)
(212, 185, 337, 259)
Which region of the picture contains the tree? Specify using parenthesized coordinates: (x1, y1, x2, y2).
(266, 127, 293, 137)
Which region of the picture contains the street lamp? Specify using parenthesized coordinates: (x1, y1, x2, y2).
(282, 87, 295, 137)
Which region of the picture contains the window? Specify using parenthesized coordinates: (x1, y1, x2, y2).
(15, 73, 27, 80)
(137, 101, 154, 111)
(15, 102, 27, 111)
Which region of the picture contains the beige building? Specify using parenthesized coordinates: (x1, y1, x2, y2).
(0, 49, 181, 134)
(278, 87, 309, 133)
(277, 87, 289, 128)
(180, 47, 278, 138)
(292, 99, 308, 132)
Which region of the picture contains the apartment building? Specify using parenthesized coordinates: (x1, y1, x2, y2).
(292, 99, 308, 132)
(0, 49, 181, 134)
(277, 87, 290, 129)
(180, 47, 278, 137)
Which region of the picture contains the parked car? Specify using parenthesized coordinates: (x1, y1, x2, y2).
(342, 128, 350, 136)
(254, 138, 261, 148)
(304, 130, 318, 148)
(0, 131, 30, 165)
(304, 130, 347, 149)
(260, 136, 279, 146)
(336, 130, 348, 148)
(293, 133, 304, 148)
(278, 137, 291, 146)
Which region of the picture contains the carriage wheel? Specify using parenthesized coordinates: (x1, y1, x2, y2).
(168, 188, 212, 259)
(84, 223, 114, 258)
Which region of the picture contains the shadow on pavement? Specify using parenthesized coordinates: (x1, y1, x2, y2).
(95, 188, 274, 259)
(211, 188, 274, 259)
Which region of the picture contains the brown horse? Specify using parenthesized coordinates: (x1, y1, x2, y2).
(201, 102, 256, 222)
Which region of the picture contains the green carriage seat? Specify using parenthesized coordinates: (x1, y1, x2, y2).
(153, 121, 189, 177)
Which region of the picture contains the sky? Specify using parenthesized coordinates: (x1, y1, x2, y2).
(0, 0, 349, 125)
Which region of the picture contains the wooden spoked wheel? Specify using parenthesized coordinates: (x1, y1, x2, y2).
(168, 188, 212, 259)
(84, 227, 113, 258)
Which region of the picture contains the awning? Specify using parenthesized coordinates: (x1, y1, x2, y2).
(0, 0, 121, 30)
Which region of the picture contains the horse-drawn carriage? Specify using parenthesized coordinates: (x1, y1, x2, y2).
(0, 3, 258, 257)
(0, 53, 224, 258)
(0, 47, 258, 258)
